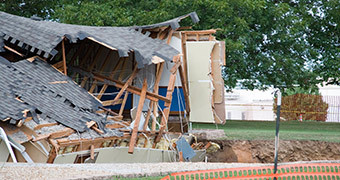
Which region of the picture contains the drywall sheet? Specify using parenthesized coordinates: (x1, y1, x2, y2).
(0, 139, 9, 162)
(95, 147, 176, 163)
(186, 42, 216, 123)
(54, 153, 78, 164)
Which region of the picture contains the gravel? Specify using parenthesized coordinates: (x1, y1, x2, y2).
(1, 161, 339, 180)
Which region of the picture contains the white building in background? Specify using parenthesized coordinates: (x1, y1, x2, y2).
(225, 88, 275, 121)
(319, 84, 340, 122)
(225, 85, 340, 122)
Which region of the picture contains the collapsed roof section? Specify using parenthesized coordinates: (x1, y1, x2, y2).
(0, 57, 107, 132)
(0, 11, 200, 68)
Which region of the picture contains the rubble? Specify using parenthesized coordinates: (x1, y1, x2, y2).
(0, 11, 224, 163)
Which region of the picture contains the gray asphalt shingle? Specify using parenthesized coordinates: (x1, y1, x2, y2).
(0, 57, 111, 133)
(0, 11, 181, 68)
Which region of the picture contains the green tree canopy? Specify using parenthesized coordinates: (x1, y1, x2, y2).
(1, 0, 339, 93)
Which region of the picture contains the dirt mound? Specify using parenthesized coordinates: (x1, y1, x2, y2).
(206, 140, 340, 163)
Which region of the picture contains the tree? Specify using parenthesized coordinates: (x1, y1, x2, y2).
(1, 0, 339, 93)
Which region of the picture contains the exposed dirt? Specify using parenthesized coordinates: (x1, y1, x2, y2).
(206, 140, 340, 163)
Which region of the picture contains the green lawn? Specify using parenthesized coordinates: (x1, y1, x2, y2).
(192, 120, 340, 142)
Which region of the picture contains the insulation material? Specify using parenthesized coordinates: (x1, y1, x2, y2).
(186, 42, 216, 123)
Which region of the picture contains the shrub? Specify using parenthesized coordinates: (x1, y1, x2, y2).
(273, 93, 328, 121)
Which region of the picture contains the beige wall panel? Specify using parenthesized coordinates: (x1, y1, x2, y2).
(95, 147, 176, 163)
(0, 139, 9, 162)
(22, 142, 48, 163)
(186, 42, 216, 123)
(54, 153, 78, 164)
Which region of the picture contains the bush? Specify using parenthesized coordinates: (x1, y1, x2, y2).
(273, 93, 328, 121)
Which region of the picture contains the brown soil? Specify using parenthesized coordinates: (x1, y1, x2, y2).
(206, 140, 340, 163)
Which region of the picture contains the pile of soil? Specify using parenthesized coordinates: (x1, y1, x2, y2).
(206, 140, 340, 163)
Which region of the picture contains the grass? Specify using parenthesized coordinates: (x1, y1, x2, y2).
(192, 120, 340, 142)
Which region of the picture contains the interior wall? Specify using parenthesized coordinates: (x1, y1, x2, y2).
(186, 41, 216, 123)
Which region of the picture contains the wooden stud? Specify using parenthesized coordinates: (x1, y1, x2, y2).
(92, 126, 104, 134)
(110, 65, 139, 105)
(119, 91, 129, 116)
(80, 46, 105, 88)
(180, 32, 189, 90)
(90, 145, 95, 160)
(155, 56, 180, 142)
(178, 64, 190, 113)
(128, 78, 148, 154)
(118, 59, 128, 81)
(166, 30, 174, 44)
(91, 71, 170, 103)
(46, 145, 57, 163)
(33, 128, 75, 141)
(144, 62, 164, 131)
(89, 50, 113, 93)
(96, 60, 123, 99)
(62, 38, 67, 75)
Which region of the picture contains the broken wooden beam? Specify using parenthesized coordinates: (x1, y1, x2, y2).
(128, 78, 147, 154)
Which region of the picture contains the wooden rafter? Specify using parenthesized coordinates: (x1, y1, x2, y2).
(61, 38, 67, 75)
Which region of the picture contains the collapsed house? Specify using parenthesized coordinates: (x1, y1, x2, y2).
(0, 11, 225, 163)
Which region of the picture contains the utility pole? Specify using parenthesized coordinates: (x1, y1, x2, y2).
(274, 90, 281, 180)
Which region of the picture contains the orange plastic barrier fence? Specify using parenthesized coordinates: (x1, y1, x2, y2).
(161, 163, 340, 180)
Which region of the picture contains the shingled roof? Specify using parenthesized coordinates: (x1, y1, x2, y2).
(0, 57, 110, 133)
(0, 11, 198, 68)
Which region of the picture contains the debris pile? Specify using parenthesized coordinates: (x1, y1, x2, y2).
(0, 11, 224, 163)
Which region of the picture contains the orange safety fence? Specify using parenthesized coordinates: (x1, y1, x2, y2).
(161, 163, 340, 180)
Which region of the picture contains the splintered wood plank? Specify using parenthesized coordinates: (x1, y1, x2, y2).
(62, 38, 67, 75)
(92, 71, 170, 103)
(33, 128, 75, 141)
(180, 32, 189, 90)
(128, 78, 147, 154)
(144, 62, 164, 131)
(110, 65, 139, 105)
(89, 51, 113, 93)
(90, 145, 95, 159)
(119, 91, 129, 116)
(33, 123, 58, 130)
(152, 63, 164, 131)
(166, 30, 174, 44)
(178, 64, 190, 113)
(96, 60, 123, 99)
(155, 57, 179, 142)
(86, 121, 96, 128)
(118, 59, 128, 81)
(80, 46, 105, 88)
(101, 98, 123, 106)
